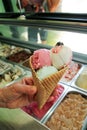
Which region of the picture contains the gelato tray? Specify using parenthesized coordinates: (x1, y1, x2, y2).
(0, 43, 23, 57)
(0, 59, 13, 75)
(0, 43, 9, 51)
(60, 61, 82, 85)
(0, 64, 26, 88)
(71, 65, 87, 92)
(45, 86, 87, 130)
(22, 58, 30, 68)
(22, 83, 68, 121)
(6, 49, 32, 64)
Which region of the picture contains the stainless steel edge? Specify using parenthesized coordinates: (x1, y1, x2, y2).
(40, 83, 69, 124)
(60, 61, 85, 86)
(42, 85, 87, 125)
(0, 108, 50, 130)
(82, 116, 87, 130)
(0, 59, 28, 88)
(65, 85, 87, 96)
(71, 65, 87, 93)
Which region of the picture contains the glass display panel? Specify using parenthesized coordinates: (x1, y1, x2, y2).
(0, 24, 87, 55)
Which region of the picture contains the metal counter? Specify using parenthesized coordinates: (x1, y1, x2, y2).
(0, 108, 49, 130)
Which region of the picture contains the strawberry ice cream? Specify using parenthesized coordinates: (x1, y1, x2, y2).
(31, 49, 52, 69)
(22, 84, 64, 120)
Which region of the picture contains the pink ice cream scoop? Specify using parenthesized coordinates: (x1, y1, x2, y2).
(31, 49, 52, 69)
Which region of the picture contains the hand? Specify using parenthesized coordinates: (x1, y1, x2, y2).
(0, 77, 37, 109)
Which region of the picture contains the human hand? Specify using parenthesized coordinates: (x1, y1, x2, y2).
(0, 77, 37, 109)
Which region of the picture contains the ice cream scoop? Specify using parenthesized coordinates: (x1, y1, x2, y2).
(29, 43, 70, 109)
(50, 44, 72, 70)
(37, 66, 58, 80)
(31, 49, 52, 69)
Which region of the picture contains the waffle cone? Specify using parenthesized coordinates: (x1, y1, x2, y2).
(29, 56, 67, 109)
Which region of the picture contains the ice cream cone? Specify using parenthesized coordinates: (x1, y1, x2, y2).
(29, 56, 67, 109)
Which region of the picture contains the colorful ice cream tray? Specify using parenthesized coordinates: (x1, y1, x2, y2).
(0, 45, 24, 58)
(0, 59, 13, 75)
(0, 63, 27, 88)
(6, 49, 32, 64)
(40, 83, 69, 123)
(42, 85, 87, 130)
(21, 58, 30, 68)
(60, 61, 83, 86)
(71, 65, 87, 93)
(21, 83, 69, 122)
(0, 43, 9, 50)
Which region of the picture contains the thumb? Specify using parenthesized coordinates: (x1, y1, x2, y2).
(13, 83, 37, 95)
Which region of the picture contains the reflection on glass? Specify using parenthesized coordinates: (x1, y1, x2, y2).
(47, 30, 87, 54)
(0, 25, 11, 37)
(28, 27, 48, 44)
(0, 24, 28, 41)
(0, 24, 87, 55)
(10, 25, 28, 41)
(60, 31, 87, 54)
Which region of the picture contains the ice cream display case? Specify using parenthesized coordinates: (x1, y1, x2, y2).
(0, 12, 87, 130)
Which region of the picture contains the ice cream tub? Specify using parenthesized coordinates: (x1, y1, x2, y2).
(22, 83, 69, 121)
(44, 87, 87, 130)
(60, 61, 83, 85)
(71, 65, 87, 92)
(6, 49, 32, 64)
(0, 59, 13, 75)
(0, 64, 26, 88)
(0, 44, 23, 57)
(21, 58, 31, 68)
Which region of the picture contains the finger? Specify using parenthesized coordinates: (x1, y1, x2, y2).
(25, 77, 34, 85)
(2, 83, 37, 102)
(14, 83, 37, 96)
(21, 77, 34, 85)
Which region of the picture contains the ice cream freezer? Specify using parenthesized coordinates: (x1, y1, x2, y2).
(0, 13, 87, 130)
(0, 108, 49, 130)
